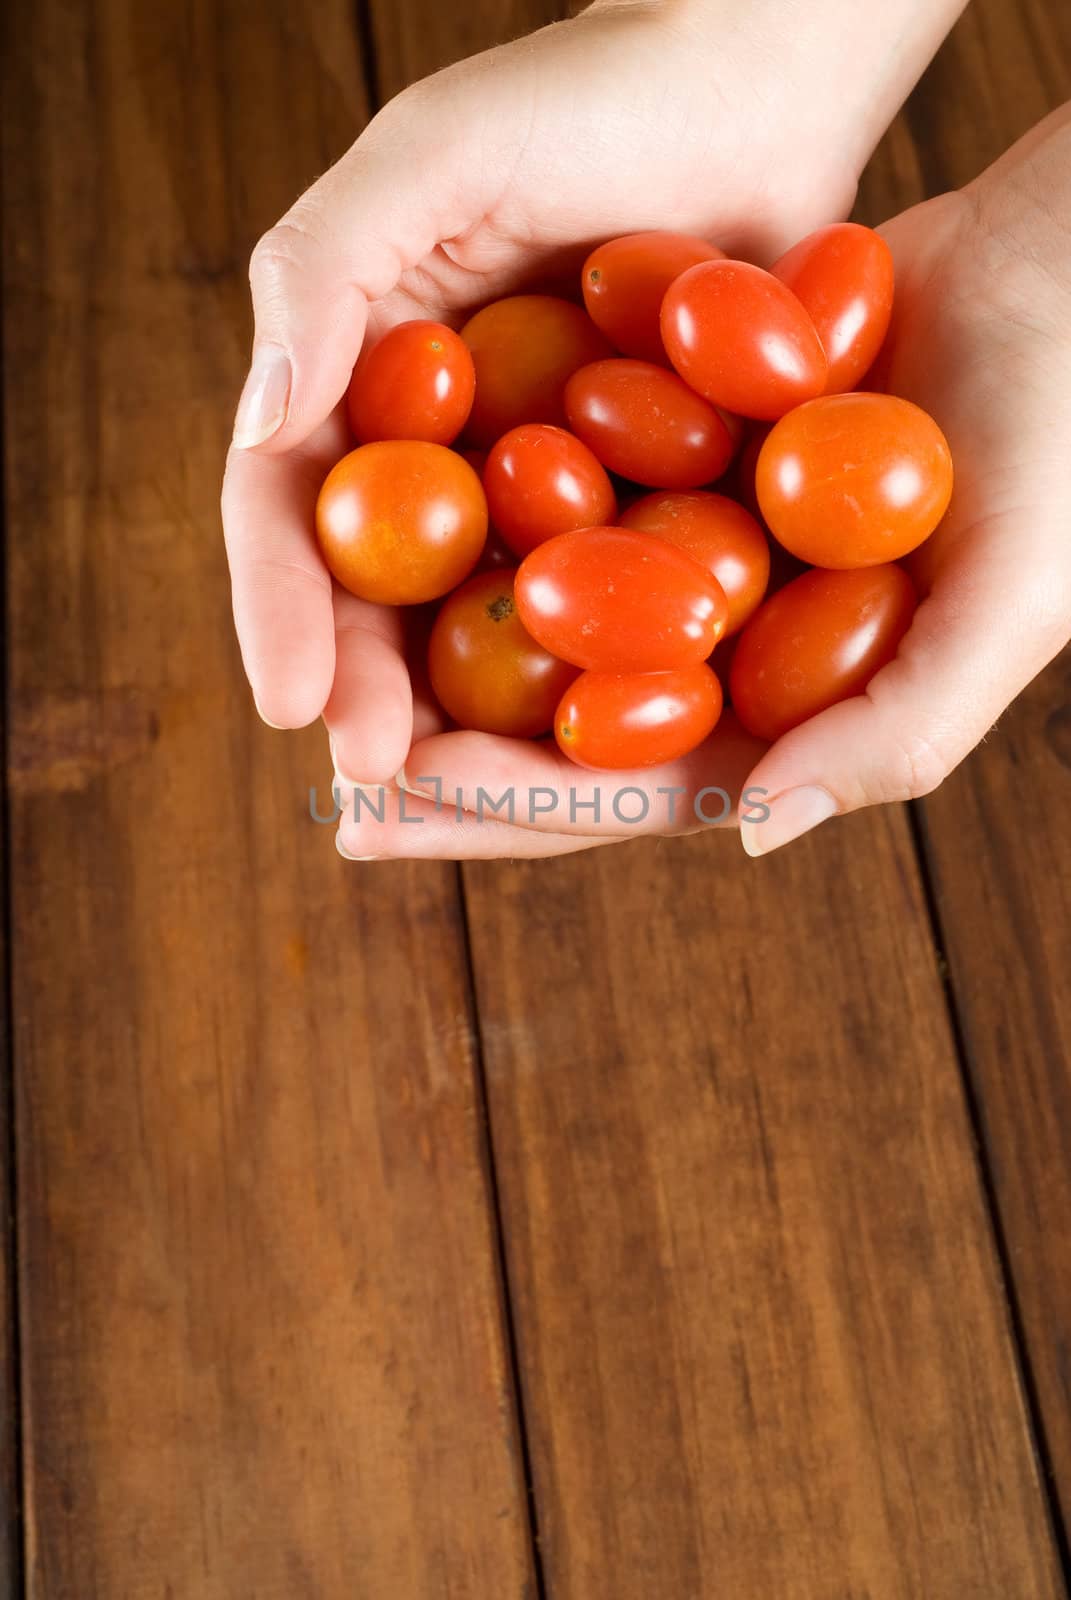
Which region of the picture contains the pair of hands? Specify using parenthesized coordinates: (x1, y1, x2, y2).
(221, 0, 1071, 861)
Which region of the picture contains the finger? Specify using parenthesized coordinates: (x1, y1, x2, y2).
(322, 592, 413, 786)
(221, 410, 347, 727)
(335, 790, 622, 862)
(741, 528, 1071, 856)
(401, 712, 767, 837)
(231, 85, 486, 456)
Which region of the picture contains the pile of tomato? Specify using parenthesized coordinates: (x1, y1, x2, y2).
(315, 224, 952, 769)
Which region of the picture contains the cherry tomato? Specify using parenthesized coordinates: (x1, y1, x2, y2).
(428, 570, 578, 737)
(730, 564, 917, 741)
(347, 320, 475, 446)
(461, 296, 612, 447)
(484, 424, 616, 559)
(756, 393, 953, 568)
(619, 491, 770, 636)
(771, 223, 894, 394)
(316, 442, 487, 605)
(564, 359, 734, 489)
(661, 259, 828, 420)
(581, 232, 725, 363)
(556, 665, 723, 769)
(516, 526, 728, 671)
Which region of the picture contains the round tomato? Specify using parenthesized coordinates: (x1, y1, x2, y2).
(516, 526, 728, 671)
(619, 490, 770, 635)
(564, 359, 734, 489)
(581, 231, 725, 363)
(556, 665, 723, 769)
(316, 442, 487, 605)
(483, 424, 616, 558)
(771, 223, 894, 394)
(460, 295, 612, 447)
(661, 259, 828, 420)
(428, 570, 578, 737)
(730, 565, 917, 741)
(347, 320, 475, 446)
(756, 393, 953, 568)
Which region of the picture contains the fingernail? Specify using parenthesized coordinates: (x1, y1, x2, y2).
(233, 344, 292, 449)
(335, 834, 380, 862)
(396, 766, 431, 795)
(254, 695, 285, 730)
(742, 784, 838, 857)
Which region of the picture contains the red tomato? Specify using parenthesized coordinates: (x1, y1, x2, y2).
(581, 232, 725, 363)
(564, 359, 734, 489)
(428, 570, 577, 737)
(756, 393, 953, 568)
(484, 425, 616, 558)
(771, 223, 894, 394)
(316, 442, 487, 605)
(730, 565, 917, 741)
(618, 491, 770, 636)
(461, 296, 612, 447)
(556, 666, 723, 769)
(516, 526, 728, 671)
(661, 260, 828, 420)
(347, 321, 475, 446)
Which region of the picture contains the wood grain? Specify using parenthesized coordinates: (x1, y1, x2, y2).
(0, 711, 19, 1595)
(369, 0, 1068, 1594)
(859, 0, 1071, 1550)
(1, 2, 535, 1594)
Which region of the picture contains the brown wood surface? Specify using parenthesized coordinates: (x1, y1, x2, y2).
(2, 0, 1070, 1595)
(370, 2, 1069, 1597)
(859, 0, 1071, 1551)
(1, 3, 535, 1596)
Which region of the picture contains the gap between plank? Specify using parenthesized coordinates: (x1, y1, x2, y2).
(908, 798, 1071, 1588)
(454, 863, 550, 1600)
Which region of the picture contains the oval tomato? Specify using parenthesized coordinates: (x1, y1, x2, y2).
(428, 570, 578, 737)
(347, 320, 475, 446)
(661, 259, 828, 420)
(756, 393, 953, 568)
(564, 359, 734, 489)
(729, 564, 917, 741)
(484, 424, 616, 558)
(581, 231, 725, 363)
(516, 526, 728, 671)
(461, 295, 612, 447)
(771, 223, 894, 394)
(619, 490, 770, 635)
(556, 666, 723, 769)
(316, 442, 487, 605)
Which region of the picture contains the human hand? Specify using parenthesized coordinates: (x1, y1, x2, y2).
(336, 103, 1071, 861)
(221, 0, 963, 830)
(739, 102, 1071, 853)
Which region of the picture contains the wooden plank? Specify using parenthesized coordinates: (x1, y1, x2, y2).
(1, 2, 535, 1595)
(0, 741, 20, 1592)
(859, 0, 1071, 1541)
(367, 0, 1068, 1592)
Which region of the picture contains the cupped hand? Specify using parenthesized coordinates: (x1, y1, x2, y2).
(221, 0, 875, 771)
(739, 102, 1071, 853)
(338, 104, 1071, 861)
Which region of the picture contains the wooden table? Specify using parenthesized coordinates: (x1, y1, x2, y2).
(2, 0, 1070, 1594)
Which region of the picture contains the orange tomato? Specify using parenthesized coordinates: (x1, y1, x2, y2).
(756, 393, 953, 568)
(316, 442, 487, 605)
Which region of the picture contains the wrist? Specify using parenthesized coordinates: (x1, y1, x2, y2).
(625, 0, 967, 188)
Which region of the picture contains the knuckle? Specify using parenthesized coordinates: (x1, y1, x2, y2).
(859, 705, 951, 806)
(248, 206, 329, 287)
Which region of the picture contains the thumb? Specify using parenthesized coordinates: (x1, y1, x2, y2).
(230, 86, 473, 454)
(740, 531, 1071, 856)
